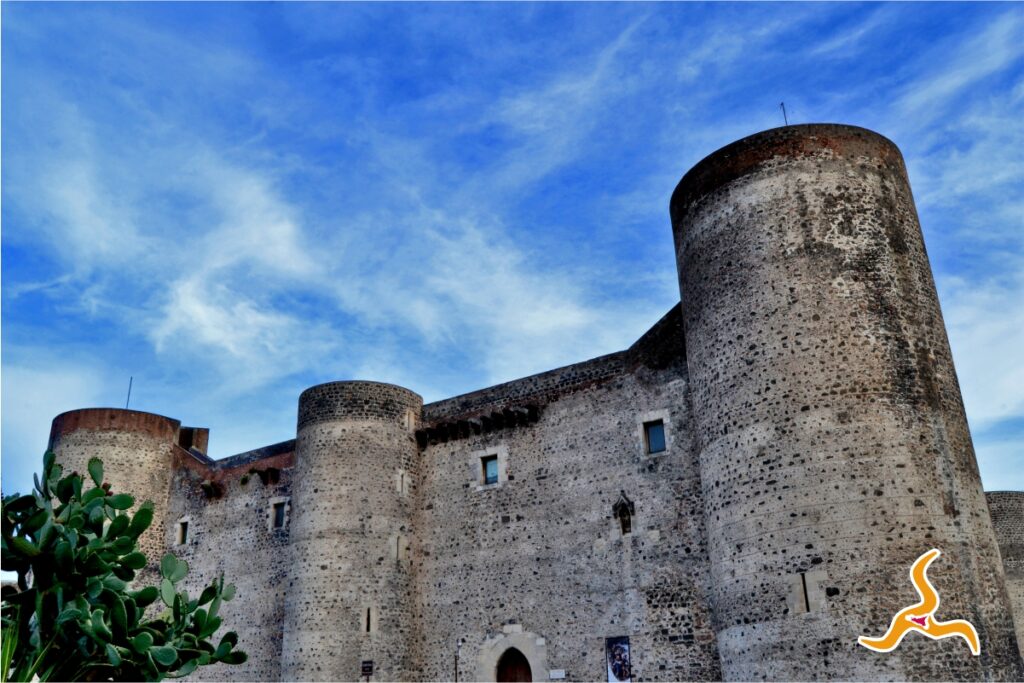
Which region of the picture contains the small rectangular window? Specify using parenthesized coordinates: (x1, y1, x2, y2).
(482, 455, 498, 485)
(273, 502, 286, 529)
(644, 420, 666, 454)
(177, 521, 189, 545)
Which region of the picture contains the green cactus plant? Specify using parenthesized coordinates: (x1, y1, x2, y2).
(1, 451, 246, 681)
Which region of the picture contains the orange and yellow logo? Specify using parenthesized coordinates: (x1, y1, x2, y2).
(858, 548, 979, 655)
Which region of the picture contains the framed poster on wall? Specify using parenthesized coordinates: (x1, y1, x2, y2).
(606, 636, 632, 683)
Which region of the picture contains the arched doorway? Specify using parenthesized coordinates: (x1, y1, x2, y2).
(496, 647, 532, 682)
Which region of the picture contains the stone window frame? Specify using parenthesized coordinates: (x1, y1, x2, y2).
(267, 496, 291, 532)
(472, 445, 509, 491)
(174, 515, 192, 546)
(389, 533, 410, 563)
(395, 469, 411, 497)
(637, 409, 673, 457)
(787, 569, 828, 614)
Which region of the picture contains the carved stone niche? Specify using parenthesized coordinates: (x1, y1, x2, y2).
(612, 491, 635, 535)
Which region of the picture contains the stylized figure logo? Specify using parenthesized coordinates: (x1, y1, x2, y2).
(858, 548, 979, 655)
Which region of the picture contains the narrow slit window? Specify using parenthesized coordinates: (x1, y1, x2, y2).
(273, 502, 287, 529)
(790, 571, 811, 614)
(644, 420, 666, 454)
(177, 520, 189, 545)
(482, 455, 499, 485)
(365, 607, 372, 633)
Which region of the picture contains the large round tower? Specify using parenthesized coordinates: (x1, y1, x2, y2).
(281, 381, 422, 682)
(671, 124, 1021, 680)
(48, 409, 178, 573)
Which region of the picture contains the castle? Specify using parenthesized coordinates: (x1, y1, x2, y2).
(47, 125, 1023, 682)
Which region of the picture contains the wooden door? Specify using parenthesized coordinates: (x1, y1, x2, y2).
(496, 647, 532, 682)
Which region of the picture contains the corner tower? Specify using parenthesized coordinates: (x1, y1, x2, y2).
(671, 124, 1022, 679)
(48, 409, 179, 573)
(281, 381, 422, 682)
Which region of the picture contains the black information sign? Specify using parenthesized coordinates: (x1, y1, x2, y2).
(361, 660, 374, 677)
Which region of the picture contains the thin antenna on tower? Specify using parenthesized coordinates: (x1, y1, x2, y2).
(780, 102, 789, 126)
(125, 376, 133, 409)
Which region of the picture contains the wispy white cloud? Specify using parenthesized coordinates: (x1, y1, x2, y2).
(3, 2, 1021, 497)
(808, 7, 890, 57)
(941, 270, 1024, 431)
(478, 14, 650, 192)
(0, 359, 108, 493)
(896, 10, 1024, 123)
(908, 94, 1024, 232)
(973, 435, 1024, 492)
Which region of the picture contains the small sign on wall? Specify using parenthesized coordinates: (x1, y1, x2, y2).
(549, 669, 566, 680)
(360, 660, 373, 680)
(606, 637, 632, 683)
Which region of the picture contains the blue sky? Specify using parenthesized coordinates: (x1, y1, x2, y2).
(2, 3, 1022, 496)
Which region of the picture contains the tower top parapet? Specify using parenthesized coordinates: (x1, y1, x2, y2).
(48, 408, 181, 448)
(669, 123, 904, 227)
(297, 380, 422, 431)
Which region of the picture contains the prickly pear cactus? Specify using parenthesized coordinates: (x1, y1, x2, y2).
(1, 451, 247, 681)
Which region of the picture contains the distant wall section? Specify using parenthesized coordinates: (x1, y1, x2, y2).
(989, 491, 1024, 661)
(166, 444, 294, 682)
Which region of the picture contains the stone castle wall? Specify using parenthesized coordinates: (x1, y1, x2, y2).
(46, 124, 1023, 682)
(412, 304, 720, 682)
(164, 444, 294, 682)
(988, 491, 1024, 660)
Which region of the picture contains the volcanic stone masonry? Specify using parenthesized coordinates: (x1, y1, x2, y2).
(48, 124, 1023, 682)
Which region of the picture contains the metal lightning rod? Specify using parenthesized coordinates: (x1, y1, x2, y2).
(780, 102, 789, 126)
(125, 376, 133, 409)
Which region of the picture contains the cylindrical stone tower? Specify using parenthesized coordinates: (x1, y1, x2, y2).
(281, 381, 422, 682)
(671, 124, 1022, 680)
(48, 409, 178, 575)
